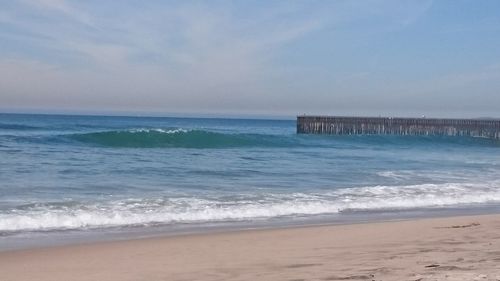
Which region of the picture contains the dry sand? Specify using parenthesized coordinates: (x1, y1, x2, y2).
(1, 214, 500, 281)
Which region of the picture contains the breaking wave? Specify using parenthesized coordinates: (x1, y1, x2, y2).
(1, 181, 499, 232)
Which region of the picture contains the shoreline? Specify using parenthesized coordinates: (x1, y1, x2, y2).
(3, 205, 500, 252)
(1, 213, 500, 281)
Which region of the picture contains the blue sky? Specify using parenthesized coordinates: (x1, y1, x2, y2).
(0, 0, 499, 117)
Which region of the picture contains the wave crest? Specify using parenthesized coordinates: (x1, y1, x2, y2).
(67, 128, 294, 148)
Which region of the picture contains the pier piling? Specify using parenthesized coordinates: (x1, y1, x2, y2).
(297, 116, 500, 139)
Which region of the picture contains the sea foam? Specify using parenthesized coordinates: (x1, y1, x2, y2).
(1, 181, 499, 232)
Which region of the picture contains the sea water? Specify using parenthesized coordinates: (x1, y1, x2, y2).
(0, 113, 499, 249)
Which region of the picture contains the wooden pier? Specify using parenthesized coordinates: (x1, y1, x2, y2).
(297, 116, 500, 139)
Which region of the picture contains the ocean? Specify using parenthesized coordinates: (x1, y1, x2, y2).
(0, 113, 499, 249)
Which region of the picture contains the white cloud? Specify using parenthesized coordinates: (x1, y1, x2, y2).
(20, 0, 95, 27)
(0, 1, 327, 110)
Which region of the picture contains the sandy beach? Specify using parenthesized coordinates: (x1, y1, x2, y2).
(1, 214, 499, 281)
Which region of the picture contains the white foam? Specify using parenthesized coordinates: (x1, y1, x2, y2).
(376, 171, 413, 180)
(1, 181, 499, 232)
(129, 128, 190, 134)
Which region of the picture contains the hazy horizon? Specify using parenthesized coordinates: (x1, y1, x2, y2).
(1, 0, 500, 118)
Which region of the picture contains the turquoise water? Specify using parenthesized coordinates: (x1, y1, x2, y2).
(0, 113, 499, 240)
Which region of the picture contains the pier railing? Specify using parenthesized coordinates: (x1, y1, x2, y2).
(297, 116, 500, 139)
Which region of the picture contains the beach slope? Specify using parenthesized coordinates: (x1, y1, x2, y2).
(1, 214, 500, 281)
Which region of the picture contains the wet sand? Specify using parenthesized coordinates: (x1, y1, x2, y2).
(1, 214, 500, 281)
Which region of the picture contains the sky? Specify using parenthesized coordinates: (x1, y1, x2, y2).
(0, 0, 500, 118)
